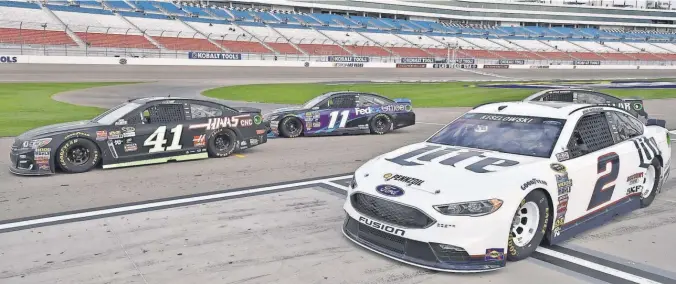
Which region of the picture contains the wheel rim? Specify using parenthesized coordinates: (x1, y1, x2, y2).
(67, 146, 90, 165)
(374, 117, 388, 132)
(641, 166, 656, 199)
(510, 201, 540, 247)
(286, 119, 301, 135)
(214, 135, 231, 151)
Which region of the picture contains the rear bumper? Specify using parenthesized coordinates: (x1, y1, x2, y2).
(342, 214, 504, 273)
(394, 112, 416, 130)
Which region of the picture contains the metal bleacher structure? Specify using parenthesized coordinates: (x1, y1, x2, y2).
(1, 0, 676, 64)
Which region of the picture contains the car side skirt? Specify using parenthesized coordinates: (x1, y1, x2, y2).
(549, 193, 641, 244)
(102, 153, 208, 169)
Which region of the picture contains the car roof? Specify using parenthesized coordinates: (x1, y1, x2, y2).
(470, 101, 599, 119)
(128, 96, 193, 103)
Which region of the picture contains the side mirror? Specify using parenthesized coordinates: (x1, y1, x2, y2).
(647, 118, 666, 128)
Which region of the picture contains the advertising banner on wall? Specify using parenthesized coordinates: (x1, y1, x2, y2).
(499, 59, 525, 65)
(327, 56, 370, 62)
(574, 60, 601, 65)
(188, 52, 242, 60)
(401, 57, 435, 63)
(396, 63, 427, 68)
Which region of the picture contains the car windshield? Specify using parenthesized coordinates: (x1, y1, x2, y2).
(302, 93, 332, 109)
(91, 102, 142, 125)
(427, 113, 565, 158)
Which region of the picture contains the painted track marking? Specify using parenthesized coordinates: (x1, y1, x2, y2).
(536, 247, 662, 284)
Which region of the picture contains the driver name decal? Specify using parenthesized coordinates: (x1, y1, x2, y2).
(386, 145, 520, 173)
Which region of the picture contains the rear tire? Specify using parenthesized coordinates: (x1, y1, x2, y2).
(279, 116, 303, 138)
(507, 190, 549, 262)
(640, 159, 661, 208)
(207, 128, 237, 158)
(56, 138, 100, 173)
(370, 114, 392, 135)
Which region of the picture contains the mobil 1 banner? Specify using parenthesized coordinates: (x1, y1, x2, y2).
(401, 57, 435, 63)
(327, 56, 370, 63)
(574, 60, 601, 65)
(433, 63, 478, 69)
(498, 59, 525, 65)
(188, 52, 242, 60)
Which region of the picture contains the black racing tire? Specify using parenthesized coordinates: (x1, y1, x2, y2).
(640, 158, 662, 208)
(369, 114, 392, 135)
(207, 128, 237, 158)
(56, 138, 100, 173)
(507, 189, 549, 262)
(279, 116, 303, 138)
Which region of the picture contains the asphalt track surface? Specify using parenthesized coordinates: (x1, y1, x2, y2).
(1, 65, 676, 284)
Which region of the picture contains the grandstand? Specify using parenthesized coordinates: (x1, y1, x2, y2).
(0, 0, 675, 63)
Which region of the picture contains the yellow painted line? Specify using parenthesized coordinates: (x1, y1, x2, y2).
(235, 154, 246, 158)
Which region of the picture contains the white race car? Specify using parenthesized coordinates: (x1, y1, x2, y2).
(342, 101, 671, 272)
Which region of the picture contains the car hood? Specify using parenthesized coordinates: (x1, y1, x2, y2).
(17, 120, 99, 140)
(355, 142, 549, 201)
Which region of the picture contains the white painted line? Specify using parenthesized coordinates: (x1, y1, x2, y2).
(0, 174, 353, 231)
(536, 247, 662, 284)
(323, 181, 350, 191)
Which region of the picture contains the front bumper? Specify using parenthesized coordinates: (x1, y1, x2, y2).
(9, 147, 54, 176)
(342, 193, 507, 272)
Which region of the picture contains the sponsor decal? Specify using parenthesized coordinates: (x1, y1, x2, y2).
(0, 56, 18, 63)
(358, 124, 369, 130)
(477, 114, 534, 124)
(633, 136, 661, 169)
(396, 63, 426, 68)
(582, 107, 604, 114)
(253, 115, 262, 125)
(240, 118, 254, 127)
(375, 184, 405, 197)
(189, 114, 251, 130)
(114, 119, 127, 126)
(306, 121, 313, 130)
(485, 248, 505, 261)
(530, 65, 550, 69)
(34, 148, 51, 161)
(256, 129, 266, 135)
(574, 60, 601, 65)
(312, 121, 321, 128)
(64, 132, 90, 140)
(557, 200, 568, 213)
(550, 163, 566, 173)
(108, 131, 123, 140)
(436, 223, 455, 228)
(483, 64, 509, 69)
(627, 172, 644, 185)
(383, 173, 424, 186)
(333, 62, 364, 68)
(520, 178, 547, 190)
(193, 135, 206, 147)
(627, 185, 643, 195)
(113, 139, 123, 146)
(188, 51, 241, 60)
(121, 127, 136, 138)
(123, 143, 138, 152)
(327, 56, 369, 63)
(401, 57, 434, 63)
(386, 145, 520, 173)
(355, 107, 372, 115)
(96, 130, 107, 141)
(499, 59, 524, 65)
(358, 216, 405, 236)
(555, 151, 570, 162)
(552, 163, 573, 237)
(249, 138, 259, 146)
(556, 174, 573, 195)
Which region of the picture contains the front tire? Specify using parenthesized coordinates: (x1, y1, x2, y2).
(640, 159, 661, 208)
(507, 189, 549, 262)
(279, 116, 303, 138)
(56, 138, 100, 173)
(207, 128, 237, 158)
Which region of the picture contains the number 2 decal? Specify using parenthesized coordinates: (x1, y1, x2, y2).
(587, 152, 620, 210)
(328, 110, 350, 129)
(145, 125, 184, 153)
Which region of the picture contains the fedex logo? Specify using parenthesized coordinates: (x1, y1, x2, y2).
(355, 107, 373, 115)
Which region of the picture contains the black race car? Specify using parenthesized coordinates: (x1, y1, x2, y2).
(263, 91, 415, 138)
(523, 88, 648, 120)
(10, 97, 268, 175)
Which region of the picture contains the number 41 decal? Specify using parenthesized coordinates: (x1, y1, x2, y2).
(328, 110, 350, 129)
(145, 125, 183, 153)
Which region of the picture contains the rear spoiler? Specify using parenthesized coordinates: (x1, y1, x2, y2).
(393, 98, 411, 104)
(620, 99, 647, 118)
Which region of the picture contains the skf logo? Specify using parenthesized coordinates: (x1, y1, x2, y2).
(383, 173, 424, 186)
(354, 107, 372, 115)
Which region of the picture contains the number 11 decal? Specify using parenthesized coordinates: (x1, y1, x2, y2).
(328, 110, 350, 129)
(587, 152, 620, 210)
